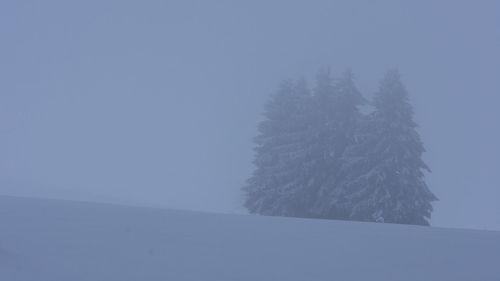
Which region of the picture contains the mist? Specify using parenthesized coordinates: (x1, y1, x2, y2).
(1, 0, 499, 230)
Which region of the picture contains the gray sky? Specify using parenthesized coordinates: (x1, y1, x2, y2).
(1, 0, 499, 230)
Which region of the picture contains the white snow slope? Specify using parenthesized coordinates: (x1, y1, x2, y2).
(1, 196, 499, 281)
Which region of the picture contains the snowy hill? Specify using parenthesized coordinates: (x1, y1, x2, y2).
(1, 196, 499, 281)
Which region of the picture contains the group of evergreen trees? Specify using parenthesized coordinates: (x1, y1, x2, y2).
(243, 69, 437, 226)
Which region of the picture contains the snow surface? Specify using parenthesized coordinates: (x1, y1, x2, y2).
(1, 196, 499, 281)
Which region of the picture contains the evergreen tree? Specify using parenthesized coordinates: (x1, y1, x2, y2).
(243, 79, 316, 217)
(303, 69, 339, 217)
(311, 70, 366, 219)
(338, 70, 437, 225)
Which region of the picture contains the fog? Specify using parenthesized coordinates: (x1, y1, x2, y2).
(1, 1, 499, 230)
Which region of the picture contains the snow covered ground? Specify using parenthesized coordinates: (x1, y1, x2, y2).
(1, 196, 499, 281)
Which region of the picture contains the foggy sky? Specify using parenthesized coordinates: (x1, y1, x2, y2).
(1, 0, 499, 230)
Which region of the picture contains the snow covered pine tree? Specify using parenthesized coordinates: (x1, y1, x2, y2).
(311, 70, 366, 220)
(338, 70, 437, 225)
(243, 79, 317, 217)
